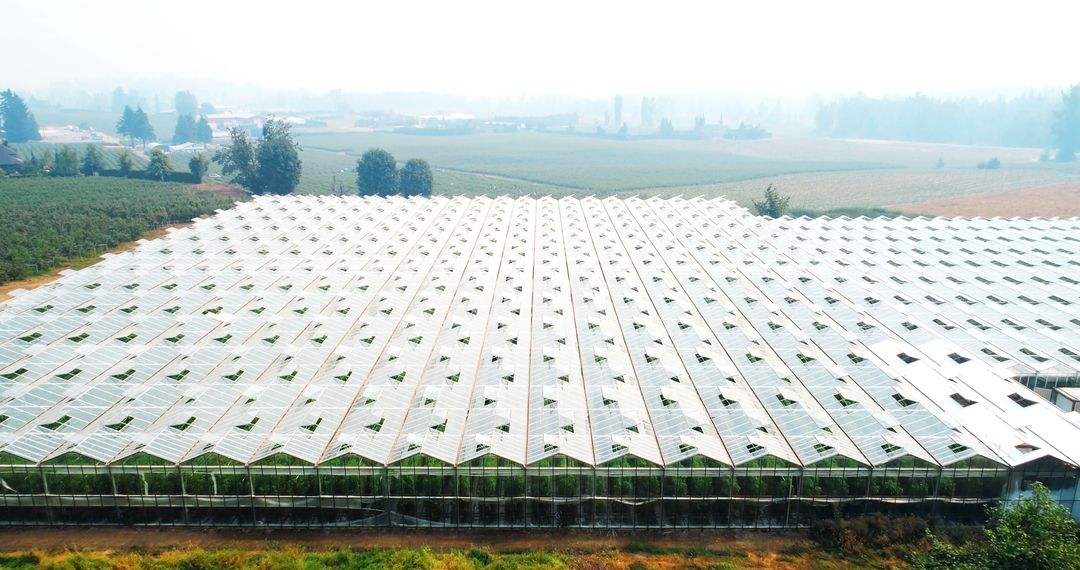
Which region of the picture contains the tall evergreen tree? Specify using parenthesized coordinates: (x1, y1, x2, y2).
(174, 91, 198, 117)
(0, 90, 42, 143)
(1053, 84, 1080, 162)
(116, 106, 136, 147)
(195, 115, 213, 143)
(173, 114, 196, 143)
(52, 146, 79, 177)
(132, 106, 155, 148)
(80, 145, 104, 176)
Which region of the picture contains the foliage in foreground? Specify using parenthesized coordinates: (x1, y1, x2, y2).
(0, 177, 232, 284)
(0, 542, 897, 570)
(913, 482, 1080, 570)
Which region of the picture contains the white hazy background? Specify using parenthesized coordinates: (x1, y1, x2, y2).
(5, 0, 1079, 96)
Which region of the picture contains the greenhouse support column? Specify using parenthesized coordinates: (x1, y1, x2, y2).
(40, 467, 54, 525)
(383, 466, 391, 527)
(109, 467, 121, 524)
(497, 467, 506, 527)
(930, 469, 942, 518)
(248, 467, 256, 525)
(726, 469, 734, 528)
(178, 466, 189, 525)
(864, 468, 873, 515)
(784, 470, 793, 527)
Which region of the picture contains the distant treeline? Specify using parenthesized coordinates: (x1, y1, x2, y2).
(815, 92, 1056, 148)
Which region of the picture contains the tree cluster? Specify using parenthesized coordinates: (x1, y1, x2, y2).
(1052, 84, 1080, 162)
(0, 90, 42, 143)
(355, 148, 433, 197)
(815, 92, 1057, 148)
(173, 114, 213, 144)
(212, 118, 302, 195)
(116, 106, 156, 148)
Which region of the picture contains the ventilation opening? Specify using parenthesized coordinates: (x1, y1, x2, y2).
(949, 393, 976, 407)
(1007, 393, 1037, 408)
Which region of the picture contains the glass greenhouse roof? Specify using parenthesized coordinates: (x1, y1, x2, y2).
(0, 195, 1077, 469)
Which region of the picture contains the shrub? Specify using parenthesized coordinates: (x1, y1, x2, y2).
(751, 184, 790, 218)
(811, 514, 929, 556)
(914, 482, 1080, 570)
(467, 547, 494, 566)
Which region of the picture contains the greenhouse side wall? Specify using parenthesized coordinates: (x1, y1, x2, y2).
(0, 457, 1076, 527)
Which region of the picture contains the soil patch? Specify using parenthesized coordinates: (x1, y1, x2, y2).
(892, 183, 1080, 218)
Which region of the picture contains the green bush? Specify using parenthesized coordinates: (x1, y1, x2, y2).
(914, 482, 1080, 570)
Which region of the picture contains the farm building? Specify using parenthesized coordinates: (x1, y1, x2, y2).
(0, 195, 1078, 528)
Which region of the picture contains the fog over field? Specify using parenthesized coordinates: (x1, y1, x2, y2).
(2, 0, 1079, 216)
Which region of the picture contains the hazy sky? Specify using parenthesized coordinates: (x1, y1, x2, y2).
(6, 0, 1078, 97)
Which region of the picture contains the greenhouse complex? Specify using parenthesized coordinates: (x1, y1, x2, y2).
(0, 195, 1078, 528)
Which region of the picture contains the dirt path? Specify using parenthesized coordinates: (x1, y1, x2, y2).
(0, 222, 192, 303)
(0, 526, 802, 553)
(892, 183, 1080, 218)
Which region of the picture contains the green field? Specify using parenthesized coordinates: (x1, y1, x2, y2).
(0, 177, 232, 284)
(290, 130, 1080, 209)
(295, 131, 888, 192)
(9, 141, 149, 169)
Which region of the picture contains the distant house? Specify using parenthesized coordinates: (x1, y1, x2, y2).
(0, 144, 23, 171)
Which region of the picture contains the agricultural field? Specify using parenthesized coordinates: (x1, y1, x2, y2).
(295, 131, 887, 191)
(9, 141, 149, 169)
(292, 130, 1080, 212)
(293, 146, 573, 196)
(30, 108, 177, 142)
(643, 167, 1080, 210)
(0, 177, 232, 284)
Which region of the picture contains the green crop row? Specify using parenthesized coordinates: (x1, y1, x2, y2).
(0, 177, 233, 284)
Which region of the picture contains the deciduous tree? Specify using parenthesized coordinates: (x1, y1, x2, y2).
(253, 119, 302, 195)
(356, 148, 399, 196)
(212, 119, 302, 195)
(212, 127, 256, 189)
(189, 154, 209, 183)
(400, 158, 433, 196)
(146, 149, 174, 181)
(118, 149, 136, 178)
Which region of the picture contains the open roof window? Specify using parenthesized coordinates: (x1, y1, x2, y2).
(949, 393, 976, 407)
